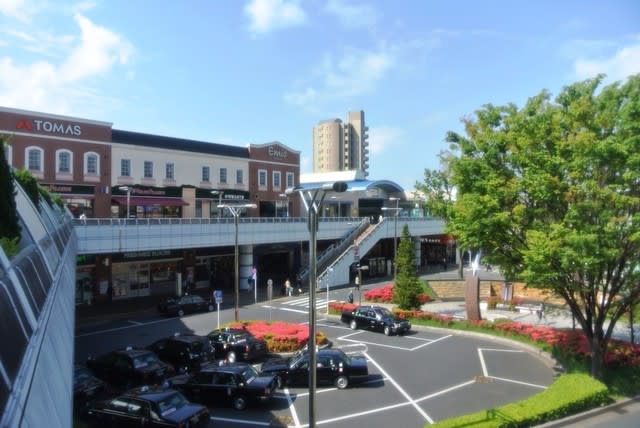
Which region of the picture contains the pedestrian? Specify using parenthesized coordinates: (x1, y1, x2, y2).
(285, 278, 292, 296)
(537, 302, 545, 322)
(347, 289, 354, 304)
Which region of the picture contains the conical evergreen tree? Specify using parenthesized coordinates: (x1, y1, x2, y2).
(392, 224, 423, 309)
(0, 137, 21, 240)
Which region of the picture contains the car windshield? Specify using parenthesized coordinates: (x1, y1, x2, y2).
(240, 365, 259, 383)
(133, 352, 161, 368)
(156, 391, 189, 417)
(377, 307, 393, 318)
(289, 351, 306, 368)
(74, 367, 92, 383)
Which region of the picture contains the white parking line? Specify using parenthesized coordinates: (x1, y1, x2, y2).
(75, 317, 175, 338)
(210, 416, 272, 426)
(364, 351, 434, 424)
(337, 331, 452, 352)
(284, 387, 301, 427)
(128, 320, 142, 325)
(478, 347, 524, 377)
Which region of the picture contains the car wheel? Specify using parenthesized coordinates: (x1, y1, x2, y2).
(335, 375, 349, 390)
(232, 396, 247, 411)
(227, 351, 237, 363)
(177, 309, 185, 317)
(383, 326, 391, 336)
(350, 320, 357, 330)
(207, 304, 214, 312)
(275, 375, 283, 389)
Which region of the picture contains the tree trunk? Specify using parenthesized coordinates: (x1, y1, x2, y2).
(590, 336, 606, 381)
(457, 247, 463, 279)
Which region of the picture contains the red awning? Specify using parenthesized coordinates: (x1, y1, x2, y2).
(112, 196, 188, 206)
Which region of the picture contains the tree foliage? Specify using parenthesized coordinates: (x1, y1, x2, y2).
(435, 74, 640, 380)
(393, 224, 423, 310)
(13, 168, 40, 209)
(0, 137, 21, 242)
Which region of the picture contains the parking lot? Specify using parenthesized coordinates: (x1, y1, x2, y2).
(76, 304, 557, 427)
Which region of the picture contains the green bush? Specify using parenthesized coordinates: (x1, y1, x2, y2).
(429, 373, 611, 427)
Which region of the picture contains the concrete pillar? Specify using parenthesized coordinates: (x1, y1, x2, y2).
(239, 245, 254, 290)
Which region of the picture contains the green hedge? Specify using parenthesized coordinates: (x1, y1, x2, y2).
(429, 373, 611, 428)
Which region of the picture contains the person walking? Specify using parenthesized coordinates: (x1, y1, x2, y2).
(347, 289, 354, 304)
(537, 302, 545, 323)
(285, 278, 292, 296)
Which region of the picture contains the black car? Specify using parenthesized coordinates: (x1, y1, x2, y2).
(74, 365, 107, 410)
(87, 347, 174, 390)
(86, 385, 209, 427)
(147, 333, 217, 374)
(260, 348, 369, 390)
(157, 294, 215, 317)
(207, 328, 268, 363)
(340, 305, 411, 336)
(168, 362, 278, 410)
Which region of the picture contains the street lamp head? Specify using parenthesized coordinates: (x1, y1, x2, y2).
(389, 196, 400, 201)
(119, 186, 130, 192)
(322, 181, 348, 193)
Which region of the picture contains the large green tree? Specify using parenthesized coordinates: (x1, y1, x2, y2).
(433, 74, 640, 380)
(393, 224, 423, 310)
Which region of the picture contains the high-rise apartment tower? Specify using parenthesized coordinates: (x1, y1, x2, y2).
(312, 110, 369, 177)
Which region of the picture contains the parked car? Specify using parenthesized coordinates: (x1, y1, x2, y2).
(73, 365, 106, 410)
(340, 305, 411, 336)
(85, 385, 209, 427)
(207, 328, 268, 362)
(259, 348, 368, 389)
(158, 294, 215, 317)
(147, 333, 217, 374)
(86, 347, 174, 390)
(168, 362, 278, 410)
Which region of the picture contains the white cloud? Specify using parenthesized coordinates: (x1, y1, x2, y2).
(60, 14, 132, 81)
(0, 13, 133, 114)
(0, 0, 32, 22)
(285, 46, 396, 109)
(324, 0, 377, 29)
(573, 38, 640, 82)
(368, 127, 403, 155)
(244, 0, 306, 35)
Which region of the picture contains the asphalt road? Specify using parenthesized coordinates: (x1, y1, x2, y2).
(75, 288, 559, 427)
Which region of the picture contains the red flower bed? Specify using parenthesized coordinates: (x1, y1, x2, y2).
(227, 320, 328, 353)
(362, 284, 432, 304)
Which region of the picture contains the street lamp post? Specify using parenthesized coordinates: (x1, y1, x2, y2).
(286, 181, 347, 428)
(382, 197, 401, 278)
(119, 186, 131, 219)
(218, 203, 256, 321)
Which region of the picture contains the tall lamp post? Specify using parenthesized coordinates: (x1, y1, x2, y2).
(218, 203, 256, 321)
(382, 197, 401, 278)
(286, 181, 347, 428)
(118, 186, 131, 219)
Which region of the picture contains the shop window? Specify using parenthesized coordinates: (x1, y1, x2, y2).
(84, 152, 99, 175)
(273, 171, 281, 190)
(202, 166, 210, 182)
(195, 200, 202, 217)
(25, 146, 43, 173)
(144, 161, 153, 178)
(219, 168, 227, 184)
(258, 169, 267, 188)
(166, 162, 174, 179)
(121, 159, 131, 177)
(286, 172, 294, 188)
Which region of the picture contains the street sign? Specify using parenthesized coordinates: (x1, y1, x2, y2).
(214, 289, 223, 304)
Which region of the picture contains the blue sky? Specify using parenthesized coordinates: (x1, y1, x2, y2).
(1, 0, 639, 191)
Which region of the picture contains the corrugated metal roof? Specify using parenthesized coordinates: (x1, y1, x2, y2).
(111, 129, 249, 158)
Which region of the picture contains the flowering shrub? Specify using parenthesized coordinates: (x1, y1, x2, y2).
(226, 320, 328, 353)
(362, 284, 432, 305)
